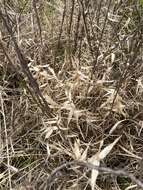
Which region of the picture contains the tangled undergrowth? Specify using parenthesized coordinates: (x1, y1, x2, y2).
(0, 0, 143, 189)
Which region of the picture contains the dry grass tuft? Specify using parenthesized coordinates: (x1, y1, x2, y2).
(0, 0, 143, 189)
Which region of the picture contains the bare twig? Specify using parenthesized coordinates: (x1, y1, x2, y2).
(0, 8, 53, 118)
(78, 0, 94, 58)
(47, 161, 143, 189)
(73, 8, 81, 53)
(67, 0, 75, 59)
(53, 0, 66, 70)
(108, 29, 142, 117)
(0, 93, 12, 189)
(0, 39, 52, 117)
(32, 0, 43, 45)
(92, 0, 112, 76)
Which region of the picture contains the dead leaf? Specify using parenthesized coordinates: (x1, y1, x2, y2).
(109, 120, 125, 135)
(88, 137, 121, 190)
(98, 136, 121, 160)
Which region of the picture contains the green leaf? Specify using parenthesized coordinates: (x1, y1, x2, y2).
(139, 0, 143, 6)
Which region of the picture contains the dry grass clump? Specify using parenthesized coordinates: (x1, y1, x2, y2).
(0, 0, 143, 189)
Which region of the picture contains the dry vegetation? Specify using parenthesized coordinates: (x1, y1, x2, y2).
(0, 0, 143, 189)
